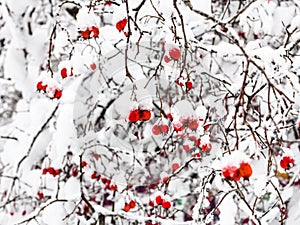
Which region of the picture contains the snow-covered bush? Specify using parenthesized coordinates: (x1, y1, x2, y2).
(1, 0, 300, 224)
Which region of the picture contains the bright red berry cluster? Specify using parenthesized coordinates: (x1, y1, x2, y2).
(154, 194, 171, 209)
(42, 167, 61, 177)
(81, 26, 99, 39)
(124, 200, 136, 212)
(36, 80, 62, 99)
(90, 172, 118, 191)
(128, 109, 151, 123)
(222, 162, 252, 181)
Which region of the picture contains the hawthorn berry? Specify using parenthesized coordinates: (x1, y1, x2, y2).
(280, 156, 294, 169)
(124, 204, 131, 212)
(155, 195, 163, 205)
(128, 109, 140, 123)
(239, 162, 252, 179)
(169, 48, 181, 60)
(129, 200, 136, 208)
(91, 26, 99, 37)
(110, 184, 118, 191)
(81, 161, 87, 167)
(81, 29, 91, 39)
(164, 55, 171, 63)
(149, 200, 154, 207)
(152, 125, 160, 135)
(162, 200, 171, 209)
(140, 110, 151, 121)
(42, 168, 48, 175)
(116, 18, 127, 31)
(172, 162, 180, 170)
(90, 63, 96, 70)
(61, 68, 67, 78)
(186, 81, 193, 89)
(187, 118, 198, 130)
(53, 89, 62, 99)
(36, 81, 47, 92)
(37, 191, 44, 199)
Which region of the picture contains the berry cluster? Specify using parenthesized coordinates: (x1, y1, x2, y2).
(124, 200, 136, 212)
(128, 109, 151, 123)
(164, 47, 181, 62)
(36, 80, 62, 99)
(152, 124, 169, 135)
(90, 172, 118, 191)
(154, 194, 171, 209)
(222, 162, 252, 181)
(42, 167, 61, 177)
(81, 26, 99, 39)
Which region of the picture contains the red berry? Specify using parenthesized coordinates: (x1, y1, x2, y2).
(53, 89, 62, 99)
(187, 118, 198, 130)
(194, 153, 201, 158)
(110, 184, 118, 191)
(204, 125, 210, 130)
(124, 204, 131, 212)
(128, 109, 140, 123)
(172, 163, 180, 170)
(186, 81, 193, 89)
(152, 125, 160, 135)
(155, 195, 163, 205)
(104, 1, 112, 6)
(167, 113, 173, 120)
(183, 145, 190, 151)
(169, 48, 181, 60)
(91, 26, 99, 37)
(37, 81, 47, 92)
(162, 200, 171, 209)
(72, 166, 78, 177)
(195, 138, 201, 146)
(48, 167, 55, 175)
(101, 177, 107, 184)
(54, 169, 61, 177)
(91, 171, 98, 179)
(61, 68, 67, 78)
(90, 63, 96, 70)
(160, 124, 169, 134)
(129, 200, 136, 208)
(116, 18, 127, 31)
(149, 200, 154, 207)
(162, 176, 169, 184)
(222, 166, 240, 181)
(81, 29, 91, 39)
(164, 55, 171, 63)
(201, 143, 212, 152)
(81, 161, 87, 167)
(238, 31, 246, 39)
(140, 110, 151, 121)
(239, 162, 252, 179)
(22, 210, 26, 216)
(37, 191, 44, 199)
(42, 168, 48, 175)
(173, 123, 184, 132)
(280, 156, 294, 169)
